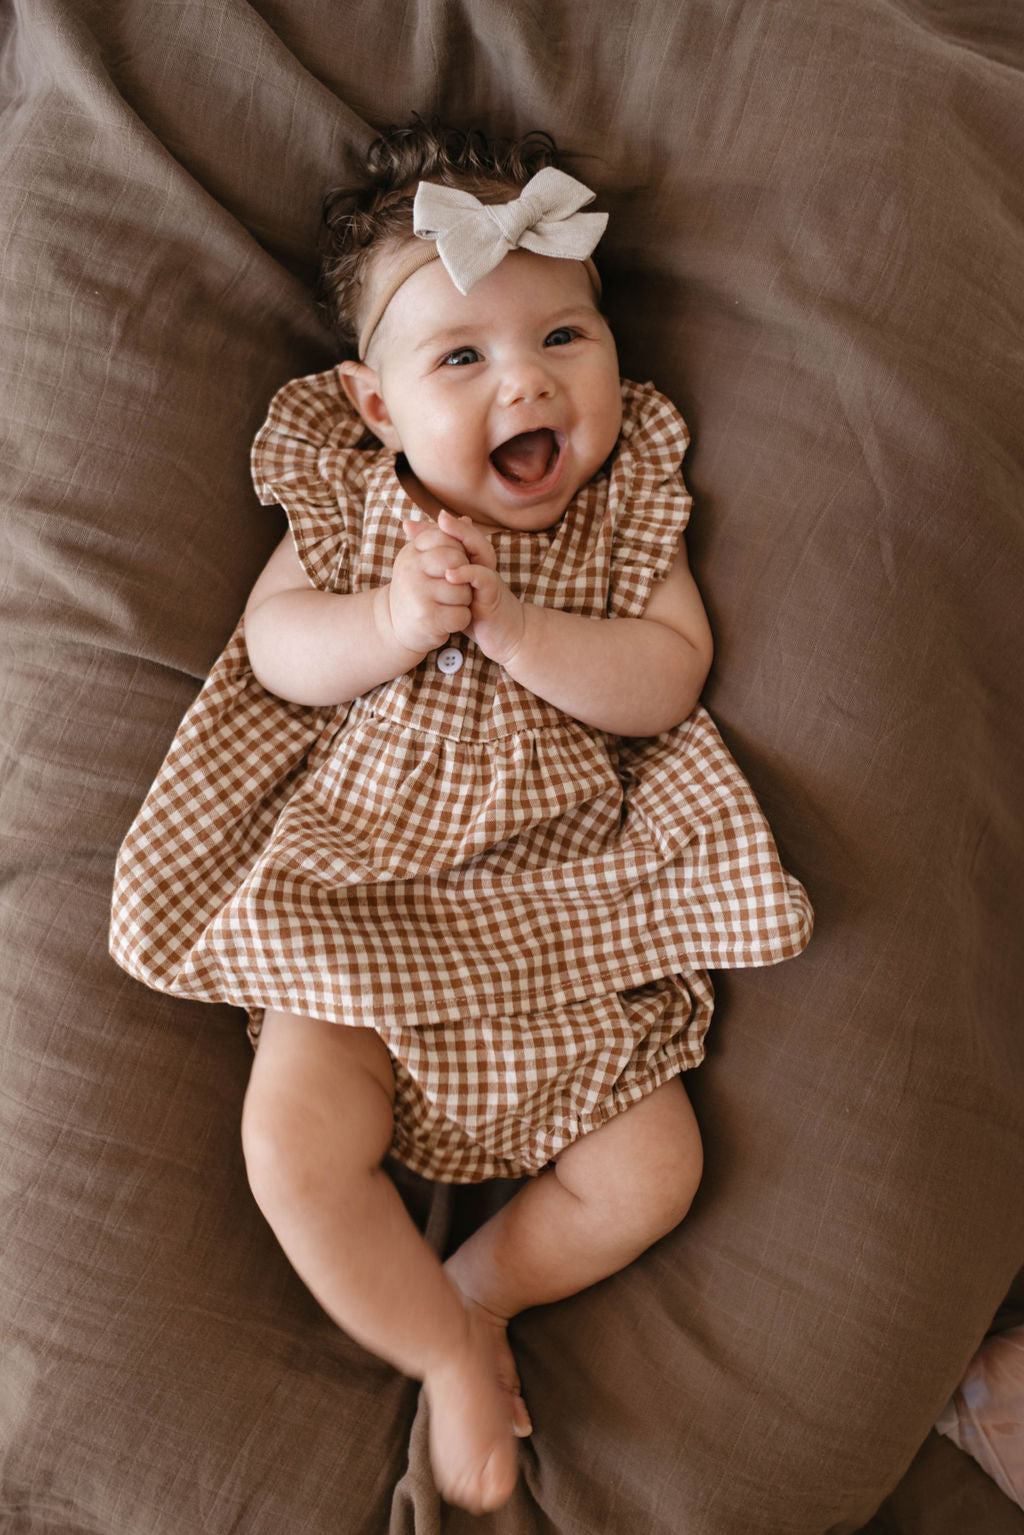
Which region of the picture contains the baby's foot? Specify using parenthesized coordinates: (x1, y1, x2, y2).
(460, 1294, 533, 1440)
(422, 1302, 524, 1514)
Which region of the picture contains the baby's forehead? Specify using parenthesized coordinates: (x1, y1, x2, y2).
(369, 247, 601, 357)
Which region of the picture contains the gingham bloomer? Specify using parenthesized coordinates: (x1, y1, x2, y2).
(109, 371, 813, 1181)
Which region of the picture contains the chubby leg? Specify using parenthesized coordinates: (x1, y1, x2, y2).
(445, 1076, 703, 1322)
(241, 1008, 525, 1514)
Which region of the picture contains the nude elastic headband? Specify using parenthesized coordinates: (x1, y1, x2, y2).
(357, 167, 607, 359)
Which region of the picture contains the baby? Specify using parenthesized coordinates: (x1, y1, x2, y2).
(110, 120, 812, 1514)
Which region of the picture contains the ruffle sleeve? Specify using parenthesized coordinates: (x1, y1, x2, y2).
(250, 365, 379, 593)
(605, 379, 693, 618)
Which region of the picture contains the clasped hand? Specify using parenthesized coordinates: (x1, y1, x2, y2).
(387, 509, 526, 664)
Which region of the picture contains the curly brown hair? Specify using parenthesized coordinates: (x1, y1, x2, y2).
(317, 118, 562, 350)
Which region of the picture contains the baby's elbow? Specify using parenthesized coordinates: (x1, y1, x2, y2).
(241, 605, 306, 703)
(241, 606, 274, 688)
(689, 625, 713, 682)
(655, 634, 713, 735)
(691, 634, 714, 707)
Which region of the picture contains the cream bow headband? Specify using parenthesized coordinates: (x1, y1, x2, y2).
(357, 167, 608, 359)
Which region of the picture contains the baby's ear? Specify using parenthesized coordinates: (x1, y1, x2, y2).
(338, 360, 402, 450)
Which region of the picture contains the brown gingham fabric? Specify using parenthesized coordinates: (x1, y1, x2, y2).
(109, 373, 812, 1180)
(387, 973, 715, 1180)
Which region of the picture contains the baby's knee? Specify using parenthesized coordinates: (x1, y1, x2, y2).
(619, 1084, 704, 1237)
(664, 1132, 703, 1228)
(660, 1091, 704, 1227)
(625, 1126, 702, 1241)
(559, 1081, 703, 1244)
(596, 1146, 699, 1253)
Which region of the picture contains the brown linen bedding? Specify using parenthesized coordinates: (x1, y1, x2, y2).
(2, 1, 1023, 1531)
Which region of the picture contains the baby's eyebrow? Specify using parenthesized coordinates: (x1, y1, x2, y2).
(412, 305, 601, 354)
(411, 327, 476, 354)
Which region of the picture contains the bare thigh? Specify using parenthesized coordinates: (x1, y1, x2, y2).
(243, 1009, 396, 1178)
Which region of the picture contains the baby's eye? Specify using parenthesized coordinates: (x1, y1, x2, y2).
(544, 327, 578, 348)
(441, 346, 481, 367)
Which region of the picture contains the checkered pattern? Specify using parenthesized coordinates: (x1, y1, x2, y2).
(110, 372, 813, 1181)
(385, 973, 715, 1182)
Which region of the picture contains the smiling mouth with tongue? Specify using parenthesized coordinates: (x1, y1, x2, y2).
(490, 428, 560, 486)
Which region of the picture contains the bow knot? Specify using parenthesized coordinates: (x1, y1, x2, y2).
(413, 167, 607, 295)
(489, 190, 544, 248)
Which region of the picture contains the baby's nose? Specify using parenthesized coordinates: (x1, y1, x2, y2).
(498, 358, 555, 408)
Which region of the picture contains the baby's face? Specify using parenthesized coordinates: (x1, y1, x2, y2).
(364, 249, 622, 531)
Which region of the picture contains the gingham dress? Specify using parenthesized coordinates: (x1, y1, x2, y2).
(110, 371, 812, 1181)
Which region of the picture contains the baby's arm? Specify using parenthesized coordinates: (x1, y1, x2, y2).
(439, 511, 713, 737)
(244, 525, 472, 706)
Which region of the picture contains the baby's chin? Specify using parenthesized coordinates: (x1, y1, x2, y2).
(404, 456, 589, 532)
(462, 494, 574, 534)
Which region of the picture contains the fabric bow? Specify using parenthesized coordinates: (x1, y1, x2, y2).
(412, 167, 608, 294)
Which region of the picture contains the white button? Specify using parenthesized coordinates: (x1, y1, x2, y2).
(436, 645, 464, 674)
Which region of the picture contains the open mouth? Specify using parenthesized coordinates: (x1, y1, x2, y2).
(490, 428, 562, 487)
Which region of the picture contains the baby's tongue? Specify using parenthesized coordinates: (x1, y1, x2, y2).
(491, 429, 555, 484)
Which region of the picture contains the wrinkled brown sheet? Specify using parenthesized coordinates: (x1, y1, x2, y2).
(2, 1, 1024, 1531)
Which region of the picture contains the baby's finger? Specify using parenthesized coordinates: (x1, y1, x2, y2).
(435, 576, 472, 607)
(402, 516, 437, 542)
(444, 561, 499, 595)
(418, 545, 472, 580)
(402, 519, 470, 558)
(402, 516, 457, 543)
(436, 510, 497, 569)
